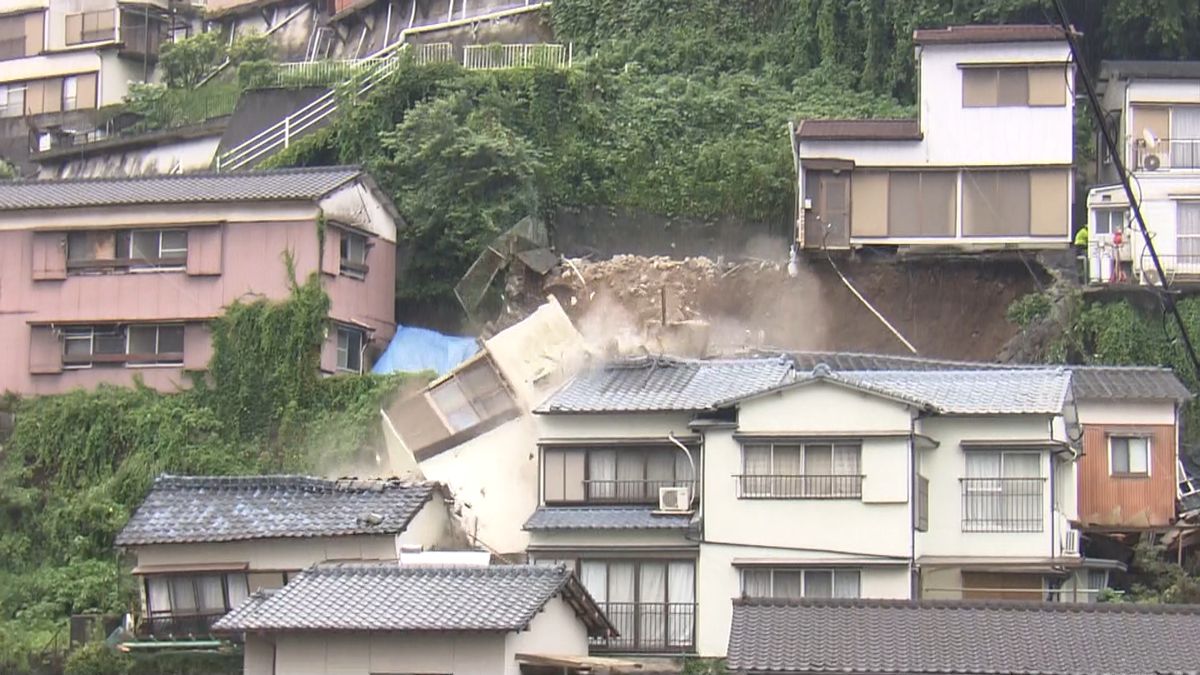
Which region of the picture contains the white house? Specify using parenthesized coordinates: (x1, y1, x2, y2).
(213, 561, 617, 675)
(1086, 60, 1200, 284)
(790, 24, 1075, 250)
(526, 353, 1114, 658)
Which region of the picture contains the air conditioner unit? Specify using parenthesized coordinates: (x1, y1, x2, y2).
(1062, 529, 1080, 555)
(1143, 154, 1162, 171)
(658, 486, 691, 513)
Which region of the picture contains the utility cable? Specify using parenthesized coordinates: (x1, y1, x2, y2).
(1049, 0, 1200, 383)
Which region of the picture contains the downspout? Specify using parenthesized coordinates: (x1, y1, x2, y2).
(787, 120, 801, 249)
(909, 428, 917, 598)
(668, 431, 702, 543)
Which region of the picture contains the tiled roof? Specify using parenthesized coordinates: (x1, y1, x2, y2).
(787, 351, 1004, 372)
(913, 24, 1069, 45)
(535, 356, 793, 413)
(794, 119, 921, 141)
(833, 368, 1072, 414)
(727, 598, 1200, 675)
(523, 506, 693, 531)
(212, 563, 611, 635)
(1070, 366, 1192, 401)
(1101, 59, 1200, 82)
(0, 166, 363, 210)
(114, 475, 438, 546)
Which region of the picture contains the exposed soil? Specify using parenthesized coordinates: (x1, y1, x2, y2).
(533, 252, 1052, 361)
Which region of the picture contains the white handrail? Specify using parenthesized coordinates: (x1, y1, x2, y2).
(216, 2, 553, 171)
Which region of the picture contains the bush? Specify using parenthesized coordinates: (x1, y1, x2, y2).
(64, 644, 131, 675)
(1006, 292, 1052, 327)
(159, 31, 225, 89)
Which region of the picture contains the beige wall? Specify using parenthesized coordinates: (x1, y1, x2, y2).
(1076, 400, 1176, 426)
(484, 297, 590, 409)
(504, 595, 590, 668)
(131, 534, 400, 572)
(264, 631, 507, 675)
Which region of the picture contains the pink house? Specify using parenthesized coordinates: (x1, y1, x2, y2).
(0, 166, 400, 396)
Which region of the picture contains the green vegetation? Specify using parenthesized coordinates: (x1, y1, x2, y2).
(0, 271, 416, 672)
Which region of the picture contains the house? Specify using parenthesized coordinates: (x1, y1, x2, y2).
(725, 598, 1200, 675)
(790, 25, 1074, 250)
(0, 166, 399, 395)
(0, 0, 195, 169)
(1086, 60, 1200, 284)
(113, 475, 461, 643)
(211, 561, 618, 675)
(523, 353, 1154, 658)
(381, 297, 591, 557)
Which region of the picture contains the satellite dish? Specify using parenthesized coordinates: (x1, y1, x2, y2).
(1143, 128, 1159, 147)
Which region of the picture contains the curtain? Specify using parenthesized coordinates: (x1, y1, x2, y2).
(833, 445, 860, 474)
(834, 570, 862, 598)
(1128, 437, 1150, 473)
(195, 575, 225, 612)
(146, 577, 171, 614)
(803, 570, 833, 598)
(1002, 453, 1040, 478)
(588, 450, 617, 499)
(667, 562, 695, 647)
(608, 563, 636, 647)
(803, 445, 832, 474)
(226, 573, 249, 611)
(741, 569, 771, 598)
(965, 453, 1002, 527)
(170, 577, 197, 613)
(743, 445, 772, 497)
(1170, 106, 1200, 168)
(617, 450, 644, 501)
(580, 561, 607, 603)
(773, 571, 804, 599)
(646, 452, 675, 500)
(639, 563, 666, 648)
(1179, 204, 1200, 267)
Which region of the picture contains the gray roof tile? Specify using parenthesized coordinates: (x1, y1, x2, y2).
(727, 598, 1200, 675)
(0, 166, 362, 210)
(834, 368, 1072, 414)
(1070, 366, 1192, 401)
(114, 475, 438, 546)
(213, 563, 611, 634)
(535, 356, 794, 413)
(523, 506, 693, 531)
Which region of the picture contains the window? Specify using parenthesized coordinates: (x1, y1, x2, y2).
(0, 13, 33, 60)
(887, 171, 956, 237)
(66, 229, 187, 272)
(738, 441, 862, 498)
(962, 66, 1065, 108)
(62, 324, 184, 368)
(336, 326, 364, 373)
(62, 75, 77, 111)
(543, 446, 696, 504)
(741, 568, 861, 600)
(0, 83, 25, 118)
(1110, 436, 1150, 476)
(1093, 208, 1127, 236)
(961, 451, 1043, 532)
(339, 230, 368, 279)
(578, 559, 695, 653)
(65, 9, 115, 45)
(143, 572, 248, 636)
(427, 356, 516, 432)
(963, 170, 1031, 236)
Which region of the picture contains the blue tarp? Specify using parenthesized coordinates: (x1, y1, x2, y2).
(371, 325, 480, 376)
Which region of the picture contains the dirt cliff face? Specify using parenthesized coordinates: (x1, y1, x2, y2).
(537, 253, 1051, 361)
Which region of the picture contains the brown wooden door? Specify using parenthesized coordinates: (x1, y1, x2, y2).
(805, 172, 850, 248)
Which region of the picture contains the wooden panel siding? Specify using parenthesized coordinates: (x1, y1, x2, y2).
(1078, 423, 1176, 529)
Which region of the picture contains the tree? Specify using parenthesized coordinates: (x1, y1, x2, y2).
(159, 31, 225, 88)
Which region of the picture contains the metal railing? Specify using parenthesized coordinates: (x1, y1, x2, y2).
(735, 474, 863, 499)
(581, 479, 696, 504)
(960, 477, 1044, 532)
(463, 43, 571, 69)
(215, 2, 552, 172)
(137, 612, 227, 638)
(590, 602, 695, 653)
(120, 24, 164, 57)
(1131, 138, 1200, 171)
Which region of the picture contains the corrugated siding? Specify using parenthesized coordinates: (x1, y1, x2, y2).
(1078, 424, 1176, 528)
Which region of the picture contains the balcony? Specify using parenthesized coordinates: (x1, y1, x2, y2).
(735, 474, 863, 499)
(960, 477, 1044, 533)
(581, 479, 697, 505)
(119, 24, 164, 59)
(1131, 138, 1200, 172)
(136, 612, 226, 639)
(589, 602, 695, 654)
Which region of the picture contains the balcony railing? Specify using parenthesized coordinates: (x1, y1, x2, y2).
(735, 474, 863, 499)
(136, 612, 226, 639)
(582, 479, 696, 504)
(960, 477, 1044, 532)
(1131, 138, 1200, 171)
(589, 602, 695, 654)
(120, 24, 164, 58)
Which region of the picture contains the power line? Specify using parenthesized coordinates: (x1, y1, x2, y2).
(1049, 0, 1200, 383)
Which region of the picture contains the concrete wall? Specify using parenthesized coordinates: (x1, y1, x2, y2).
(35, 131, 222, 179)
(504, 594, 590, 670)
(553, 205, 786, 260)
(265, 631, 508, 675)
(0, 198, 396, 395)
(217, 87, 330, 156)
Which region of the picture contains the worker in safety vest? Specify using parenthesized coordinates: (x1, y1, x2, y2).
(1074, 226, 1089, 282)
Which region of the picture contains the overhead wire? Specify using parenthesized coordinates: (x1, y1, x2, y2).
(1048, 0, 1200, 383)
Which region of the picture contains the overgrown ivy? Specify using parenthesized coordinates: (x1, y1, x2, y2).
(0, 272, 418, 672)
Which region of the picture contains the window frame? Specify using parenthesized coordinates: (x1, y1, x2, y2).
(739, 567, 862, 600)
(542, 444, 697, 505)
(1093, 208, 1127, 237)
(66, 228, 188, 274)
(335, 325, 365, 373)
(962, 66, 1030, 108)
(737, 440, 863, 499)
(338, 229, 370, 280)
(0, 83, 25, 118)
(961, 450, 1045, 533)
(572, 557, 698, 653)
(60, 323, 185, 369)
(1109, 435, 1151, 477)
(143, 571, 248, 619)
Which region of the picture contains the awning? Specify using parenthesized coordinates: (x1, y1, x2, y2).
(132, 562, 249, 575)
